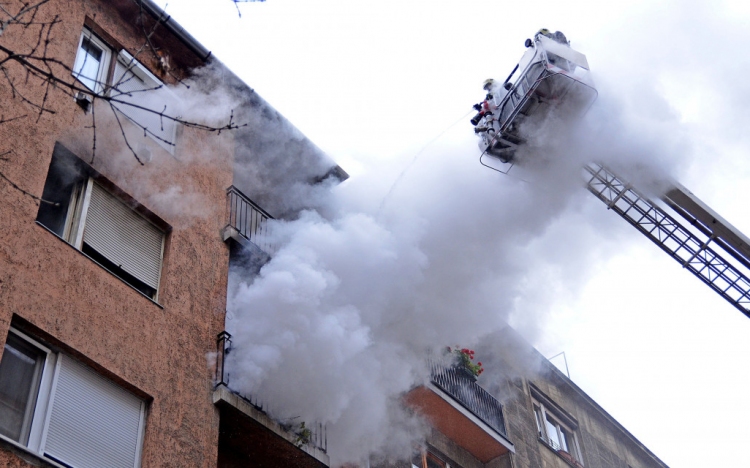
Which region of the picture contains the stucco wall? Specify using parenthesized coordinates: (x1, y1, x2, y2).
(0, 1, 234, 466)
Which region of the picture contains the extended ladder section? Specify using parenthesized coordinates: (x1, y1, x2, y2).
(584, 163, 750, 317)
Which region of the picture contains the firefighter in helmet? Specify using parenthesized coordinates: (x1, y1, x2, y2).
(536, 28, 568, 45)
(482, 78, 495, 92)
(470, 79, 499, 126)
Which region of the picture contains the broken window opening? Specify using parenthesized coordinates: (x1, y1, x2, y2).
(36, 144, 167, 301)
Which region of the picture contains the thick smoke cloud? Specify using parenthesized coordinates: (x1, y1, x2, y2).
(224, 71, 695, 464)
(55, 21, 698, 468)
(58, 61, 339, 229)
(59, 0, 749, 465)
(56, 62, 244, 228)
(147, 1, 750, 467)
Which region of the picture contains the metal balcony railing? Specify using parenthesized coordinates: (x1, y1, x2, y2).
(429, 361, 507, 438)
(225, 186, 275, 254)
(214, 331, 327, 453)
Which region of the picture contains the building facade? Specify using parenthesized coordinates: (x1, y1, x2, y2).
(0, 2, 667, 468)
(0, 0, 338, 467)
(380, 327, 668, 468)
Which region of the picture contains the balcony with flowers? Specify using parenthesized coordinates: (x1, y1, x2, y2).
(403, 348, 515, 464)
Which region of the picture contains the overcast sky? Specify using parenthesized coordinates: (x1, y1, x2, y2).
(159, 1, 750, 466)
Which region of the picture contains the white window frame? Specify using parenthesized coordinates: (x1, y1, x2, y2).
(0, 328, 57, 452)
(111, 50, 179, 155)
(533, 398, 584, 465)
(112, 50, 162, 93)
(72, 28, 112, 94)
(63, 177, 92, 249)
(0, 328, 146, 467)
(63, 177, 165, 301)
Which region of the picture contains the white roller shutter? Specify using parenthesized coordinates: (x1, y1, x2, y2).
(112, 53, 177, 154)
(43, 355, 145, 468)
(83, 182, 164, 290)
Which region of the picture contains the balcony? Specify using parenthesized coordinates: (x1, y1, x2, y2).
(221, 186, 275, 256)
(404, 362, 515, 463)
(213, 332, 329, 467)
(430, 362, 507, 437)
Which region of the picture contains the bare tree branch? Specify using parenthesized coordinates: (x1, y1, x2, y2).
(232, 0, 267, 18)
(109, 101, 145, 165)
(0, 113, 27, 124)
(0, 0, 249, 201)
(0, 0, 51, 31)
(0, 151, 59, 205)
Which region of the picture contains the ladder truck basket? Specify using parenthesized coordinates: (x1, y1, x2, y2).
(474, 32, 597, 169)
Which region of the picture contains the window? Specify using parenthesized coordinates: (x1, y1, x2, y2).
(532, 394, 583, 466)
(412, 448, 454, 468)
(0, 328, 146, 468)
(73, 27, 179, 154)
(0, 332, 45, 445)
(111, 50, 179, 154)
(37, 144, 167, 300)
(72, 28, 112, 94)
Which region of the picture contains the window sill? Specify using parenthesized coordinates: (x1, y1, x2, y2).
(0, 434, 68, 468)
(35, 221, 164, 309)
(538, 438, 584, 468)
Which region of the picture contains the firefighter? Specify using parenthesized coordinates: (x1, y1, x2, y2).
(536, 28, 568, 45)
(470, 79, 498, 126)
(537, 28, 553, 39)
(554, 30, 568, 45)
(482, 78, 495, 92)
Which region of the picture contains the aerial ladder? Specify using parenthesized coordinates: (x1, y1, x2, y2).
(472, 29, 750, 318)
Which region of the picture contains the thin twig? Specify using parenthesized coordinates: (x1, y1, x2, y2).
(0, 0, 248, 183)
(0, 113, 27, 124)
(109, 101, 144, 165)
(0, 169, 59, 206)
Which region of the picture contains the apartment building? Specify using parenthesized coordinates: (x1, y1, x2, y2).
(0, 0, 339, 467)
(399, 328, 669, 468)
(0, 1, 668, 468)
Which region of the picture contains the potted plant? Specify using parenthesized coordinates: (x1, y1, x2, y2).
(447, 346, 484, 381)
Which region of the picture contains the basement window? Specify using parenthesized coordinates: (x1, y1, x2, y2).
(36, 144, 167, 301)
(531, 391, 584, 466)
(0, 328, 146, 468)
(72, 28, 112, 94)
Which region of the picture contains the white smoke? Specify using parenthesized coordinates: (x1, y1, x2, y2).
(51, 26, 697, 464)
(224, 67, 695, 464)
(129, 1, 750, 467)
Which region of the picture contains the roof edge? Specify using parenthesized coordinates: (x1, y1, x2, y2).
(139, 0, 212, 61)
